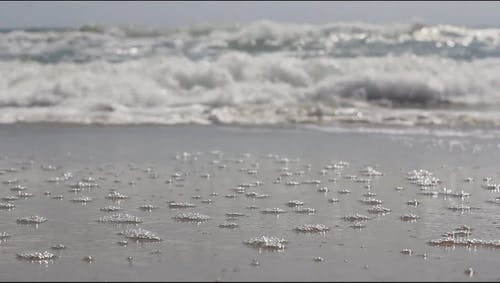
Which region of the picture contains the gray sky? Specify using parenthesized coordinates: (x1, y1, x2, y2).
(1, 1, 500, 29)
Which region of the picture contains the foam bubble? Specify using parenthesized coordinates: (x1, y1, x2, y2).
(367, 205, 392, 214)
(72, 196, 93, 203)
(243, 236, 287, 250)
(286, 200, 305, 207)
(97, 213, 143, 224)
(261, 208, 287, 215)
(100, 205, 122, 212)
(294, 224, 329, 233)
(173, 212, 210, 222)
(17, 215, 47, 224)
(0, 202, 15, 209)
(293, 207, 317, 214)
(51, 244, 66, 250)
(219, 222, 239, 229)
(400, 213, 420, 221)
(0, 232, 11, 239)
(428, 237, 500, 248)
(17, 251, 56, 261)
(168, 202, 196, 208)
(119, 228, 161, 242)
(359, 198, 383, 205)
(106, 191, 129, 200)
(139, 204, 158, 211)
(342, 214, 370, 221)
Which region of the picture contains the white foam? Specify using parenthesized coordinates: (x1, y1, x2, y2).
(243, 235, 287, 250)
(428, 237, 500, 248)
(100, 205, 122, 212)
(294, 224, 329, 233)
(261, 208, 287, 214)
(72, 196, 93, 203)
(2, 196, 18, 201)
(70, 182, 99, 189)
(367, 205, 392, 214)
(0, 202, 15, 209)
(119, 228, 161, 242)
(286, 200, 305, 207)
(401, 213, 420, 221)
(173, 212, 210, 222)
(2, 22, 500, 132)
(17, 215, 47, 224)
(219, 222, 239, 229)
(225, 212, 245, 217)
(17, 251, 56, 261)
(139, 204, 158, 210)
(10, 185, 26, 191)
(0, 232, 11, 239)
(97, 213, 143, 224)
(245, 192, 270, 199)
(342, 213, 370, 221)
(0, 53, 500, 129)
(51, 244, 66, 250)
(359, 198, 383, 205)
(293, 207, 317, 214)
(17, 192, 34, 198)
(106, 191, 129, 200)
(168, 202, 196, 208)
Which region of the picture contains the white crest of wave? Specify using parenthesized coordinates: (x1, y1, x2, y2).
(0, 52, 500, 126)
(2, 21, 500, 62)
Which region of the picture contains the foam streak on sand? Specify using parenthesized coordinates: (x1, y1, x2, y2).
(97, 214, 143, 224)
(244, 236, 287, 250)
(17, 251, 56, 261)
(119, 228, 161, 242)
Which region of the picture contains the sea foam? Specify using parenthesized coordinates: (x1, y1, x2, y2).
(1, 22, 500, 129)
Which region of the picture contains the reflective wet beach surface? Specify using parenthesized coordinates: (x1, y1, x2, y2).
(0, 124, 499, 281)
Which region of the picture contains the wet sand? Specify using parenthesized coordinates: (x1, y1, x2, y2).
(0, 124, 499, 281)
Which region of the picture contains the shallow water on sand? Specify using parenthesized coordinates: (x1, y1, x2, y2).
(0, 124, 499, 281)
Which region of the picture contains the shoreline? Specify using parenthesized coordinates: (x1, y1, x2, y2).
(1, 121, 500, 140)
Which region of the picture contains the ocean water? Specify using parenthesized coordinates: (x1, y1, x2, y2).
(1, 21, 500, 129)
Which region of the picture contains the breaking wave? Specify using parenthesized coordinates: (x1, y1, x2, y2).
(0, 21, 500, 127)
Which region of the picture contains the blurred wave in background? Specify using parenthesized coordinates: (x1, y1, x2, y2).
(1, 20, 499, 127)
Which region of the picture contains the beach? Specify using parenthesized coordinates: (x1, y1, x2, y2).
(0, 123, 499, 281)
(1, 18, 500, 281)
